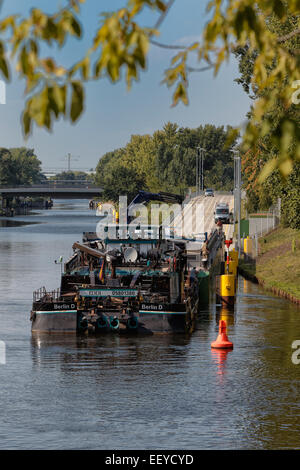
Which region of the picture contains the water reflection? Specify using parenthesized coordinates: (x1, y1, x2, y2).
(0, 219, 38, 227)
(211, 348, 232, 383)
(31, 333, 191, 379)
(216, 307, 235, 326)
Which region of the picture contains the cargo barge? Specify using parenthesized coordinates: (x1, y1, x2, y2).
(31, 224, 224, 334)
(31, 191, 225, 334)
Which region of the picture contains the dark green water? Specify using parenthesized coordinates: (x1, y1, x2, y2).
(0, 200, 299, 449)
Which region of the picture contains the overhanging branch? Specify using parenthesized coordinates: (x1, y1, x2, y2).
(277, 27, 300, 43)
(150, 39, 188, 50)
(153, 0, 176, 30)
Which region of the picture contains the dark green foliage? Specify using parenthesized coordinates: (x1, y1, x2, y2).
(50, 171, 94, 182)
(233, 45, 258, 99)
(0, 147, 44, 186)
(235, 8, 300, 228)
(95, 122, 238, 202)
(100, 165, 145, 202)
(280, 164, 300, 229)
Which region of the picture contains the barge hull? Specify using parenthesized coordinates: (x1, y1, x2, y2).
(138, 312, 187, 333)
(31, 310, 77, 332)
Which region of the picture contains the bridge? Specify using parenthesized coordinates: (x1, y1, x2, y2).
(0, 182, 102, 200)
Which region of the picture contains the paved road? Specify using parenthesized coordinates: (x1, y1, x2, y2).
(173, 194, 234, 242)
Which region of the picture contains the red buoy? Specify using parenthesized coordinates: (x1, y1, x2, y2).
(211, 320, 233, 349)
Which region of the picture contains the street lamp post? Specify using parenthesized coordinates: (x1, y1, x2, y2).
(231, 149, 241, 253)
(196, 147, 206, 194)
(196, 148, 199, 194)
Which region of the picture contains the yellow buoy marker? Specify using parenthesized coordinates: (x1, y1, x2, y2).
(219, 274, 236, 307)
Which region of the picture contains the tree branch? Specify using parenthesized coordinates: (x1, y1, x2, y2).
(277, 27, 300, 43)
(187, 64, 214, 73)
(150, 38, 188, 50)
(153, 0, 176, 30)
(150, 38, 215, 72)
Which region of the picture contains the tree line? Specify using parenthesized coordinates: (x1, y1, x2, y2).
(49, 170, 94, 183)
(95, 122, 238, 202)
(0, 147, 44, 186)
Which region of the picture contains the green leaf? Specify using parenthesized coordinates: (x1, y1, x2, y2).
(172, 82, 188, 106)
(70, 81, 84, 122)
(70, 16, 82, 37)
(81, 56, 90, 80)
(273, 0, 286, 18)
(0, 57, 9, 80)
(29, 91, 48, 127)
(22, 110, 32, 136)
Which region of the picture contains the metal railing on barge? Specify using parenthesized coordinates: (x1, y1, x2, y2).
(33, 286, 61, 302)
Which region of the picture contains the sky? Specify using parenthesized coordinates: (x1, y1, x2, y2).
(0, 0, 251, 172)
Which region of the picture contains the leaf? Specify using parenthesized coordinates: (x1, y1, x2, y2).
(70, 81, 84, 122)
(0, 57, 9, 80)
(224, 128, 240, 149)
(273, 0, 286, 19)
(53, 85, 66, 113)
(22, 110, 32, 136)
(41, 57, 56, 73)
(29, 91, 48, 127)
(20, 46, 29, 75)
(278, 158, 293, 177)
(81, 56, 90, 80)
(70, 16, 82, 37)
(172, 82, 188, 107)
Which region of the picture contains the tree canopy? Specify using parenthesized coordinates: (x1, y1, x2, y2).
(95, 122, 238, 202)
(49, 170, 94, 182)
(0, 0, 298, 179)
(0, 147, 44, 185)
(235, 8, 300, 228)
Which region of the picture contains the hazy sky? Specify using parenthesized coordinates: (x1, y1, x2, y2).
(0, 0, 251, 171)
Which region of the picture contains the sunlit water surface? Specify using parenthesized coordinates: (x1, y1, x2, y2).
(0, 200, 299, 449)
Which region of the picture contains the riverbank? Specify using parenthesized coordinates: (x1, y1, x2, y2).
(239, 227, 300, 305)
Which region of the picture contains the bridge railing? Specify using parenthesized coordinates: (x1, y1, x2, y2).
(0, 180, 99, 190)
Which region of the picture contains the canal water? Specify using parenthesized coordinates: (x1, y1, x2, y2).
(0, 200, 299, 450)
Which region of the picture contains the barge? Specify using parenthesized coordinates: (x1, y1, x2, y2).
(31, 191, 225, 334)
(31, 225, 224, 334)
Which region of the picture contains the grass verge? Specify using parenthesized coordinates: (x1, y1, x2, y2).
(239, 227, 300, 302)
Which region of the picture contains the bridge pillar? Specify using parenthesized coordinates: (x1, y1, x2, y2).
(1, 197, 14, 216)
(1, 197, 9, 209)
